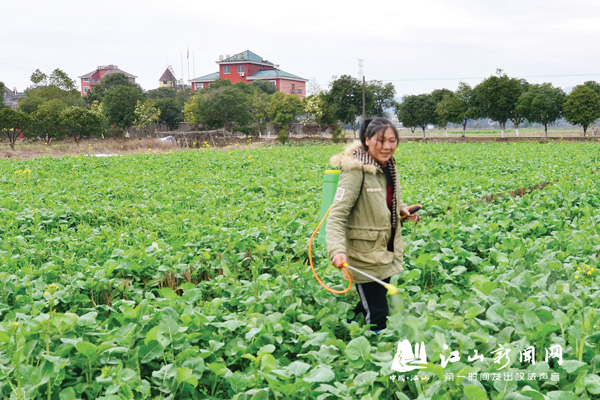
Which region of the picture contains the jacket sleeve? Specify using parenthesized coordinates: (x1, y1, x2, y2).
(326, 168, 362, 260)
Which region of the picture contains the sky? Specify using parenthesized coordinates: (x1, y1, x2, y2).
(3, 0, 600, 98)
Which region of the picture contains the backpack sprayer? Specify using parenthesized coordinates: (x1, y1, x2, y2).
(308, 170, 421, 296)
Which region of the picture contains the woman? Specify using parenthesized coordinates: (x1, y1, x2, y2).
(326, 117, 420, 332)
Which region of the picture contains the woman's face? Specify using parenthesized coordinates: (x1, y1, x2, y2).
(365, 127, 398, 165)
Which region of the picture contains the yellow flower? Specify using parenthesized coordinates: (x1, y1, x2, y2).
(592, 268, 595, 272)
(10, 321, 20, 330)
(589, 271, 592, 275)
(46, 283, 59, 293)
(575, 275, 579, 279)
(14, 170, 22, 174)
(44, 291, 49, 296)
(577, 267, 581, 270)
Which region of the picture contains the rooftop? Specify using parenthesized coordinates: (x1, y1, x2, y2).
(189, 72, 220, 82)
(217, 50, 275, 66)
(79, 65, 136, 79)
(248, 69, 307, 81)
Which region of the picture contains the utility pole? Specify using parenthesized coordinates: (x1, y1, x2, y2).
(362, 76, 366, 122)
(358, 59, 366, 124)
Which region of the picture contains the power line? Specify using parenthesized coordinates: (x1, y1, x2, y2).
(380, 72, 600, 83)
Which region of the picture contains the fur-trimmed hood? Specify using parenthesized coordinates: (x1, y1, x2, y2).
(329, 140, 379, 174)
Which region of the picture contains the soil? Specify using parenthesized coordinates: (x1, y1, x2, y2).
(0, 129, 598, 160)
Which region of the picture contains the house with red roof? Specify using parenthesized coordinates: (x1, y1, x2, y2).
(190, 50, 307, 99)
(78, 65, 137, 96)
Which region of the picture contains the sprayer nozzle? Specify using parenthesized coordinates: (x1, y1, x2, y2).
(384, 284, 399, 296)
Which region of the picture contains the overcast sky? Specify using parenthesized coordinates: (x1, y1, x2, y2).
(3, 0, 600, 97)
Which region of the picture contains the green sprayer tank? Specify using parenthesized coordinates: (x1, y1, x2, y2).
(317, 170, 340, 245)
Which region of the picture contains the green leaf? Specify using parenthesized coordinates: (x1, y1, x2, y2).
(546, 391, 580, 400)
(75, 340, 97, 357)
(345, 336, 370, 362)
(76, 311, 98, 327)
(520, 386, 545, 400)
(561, 360, 586, 374)
(354, 371, 379, 386)
(304, 366, 335, 383)
(585, 374, 600, 394)
(59, 387, 76, 400)
(286, 361, 310, 377)
(463, 385, 488, 400)
(523, 310, 541, 329)
(260, 354, 277, 372)
(138, 340, 165, 363)
(176, 367, 198, 387)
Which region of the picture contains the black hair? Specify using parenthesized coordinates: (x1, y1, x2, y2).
(359, 117, 399, 150)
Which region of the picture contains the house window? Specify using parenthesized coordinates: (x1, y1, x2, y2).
(195, 83, 204, 90)
(291, 84, 295, 93)
(83, 78, 90, 82)
(270, 80, 277, 86)
(163, 80, 168, 84)
(84, 86, 90, 93)
(223, 66, 230, 74)
(237, 65, 244, 74)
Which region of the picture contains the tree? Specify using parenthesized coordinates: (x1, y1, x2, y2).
(583, 81, 600, 97)
(365, 80, 397, 118)
(396, 94, 436, 138)
(509, 79, 530, 136)
(307, 78, 322, 96)
(133, 100, 160, 130)
(61, 107, 105, 143)
(183, 84, 251, 132)
(250, 91, 271, 137)
(325, 75, 363, 137)
(175, 88, 194, 107)
(183, 93, 203, 127)
(431, 88, 453, 136)
(472, 71, 524, 138)
(102, 85, 144, 129)
(269, 92, 304, 129)
(304, 92, 336, 130)
(28, 99, 68, 142)
(249, 80, 278, 95)
(85, 73, 144, 105)
(563, 84, 600, 137)
(30, 68, 76, 91)
(19, 68, 83, 113)
(155, 98, 183, 130)
(0, 108, 29, 149)
(436, 82, 474, 137)
(516, 83, 565, 138)
(146, 87, 177, 100)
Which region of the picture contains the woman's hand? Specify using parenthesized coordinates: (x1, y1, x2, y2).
(400, 204, 422, 222)
(331, 253, 347, 269)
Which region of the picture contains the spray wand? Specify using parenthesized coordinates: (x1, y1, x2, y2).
(309, 203, 421, 295)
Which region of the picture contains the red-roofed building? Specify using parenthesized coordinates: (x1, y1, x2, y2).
(190, 50, 307, 99)
(78, 65, 137, 96)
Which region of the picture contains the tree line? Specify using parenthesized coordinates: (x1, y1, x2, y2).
(0, 69, 397, 147)
(0, 68, 193, 149)
(396, 69, 600, 139)
(5, 68, 596, 149)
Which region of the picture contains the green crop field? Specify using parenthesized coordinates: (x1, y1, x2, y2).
(0, 141, 599, 399)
